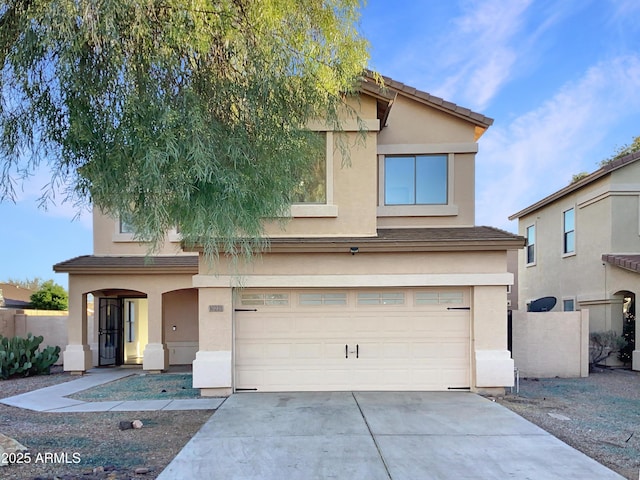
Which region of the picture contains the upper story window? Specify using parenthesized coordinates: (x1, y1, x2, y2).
(119, 215, 134, 234)
(526, 224, 536, 265)
(563, 208, 575, 255)
(384, 155, 447, 205)
(291, 132, 327, 204)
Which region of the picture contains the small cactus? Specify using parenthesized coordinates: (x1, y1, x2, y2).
(0, 334, 60, 379)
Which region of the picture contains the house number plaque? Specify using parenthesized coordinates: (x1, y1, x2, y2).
(208, 305, 224, 312)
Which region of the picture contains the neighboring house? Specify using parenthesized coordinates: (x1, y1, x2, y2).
(54, 74, 524, 395)
(0, 283, 34, 309)
(509, 150, 640, 370)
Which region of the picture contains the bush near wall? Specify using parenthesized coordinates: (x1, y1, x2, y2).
(0, 333, 61, 379)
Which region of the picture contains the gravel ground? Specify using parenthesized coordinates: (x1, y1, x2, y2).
(1, 367, 639, 479)
(0, 368, 214, 479)
(497, 368, 640, 480)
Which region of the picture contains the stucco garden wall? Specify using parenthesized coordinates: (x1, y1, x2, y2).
(511, 309, 589, 378)
(0, 309, 68, 365)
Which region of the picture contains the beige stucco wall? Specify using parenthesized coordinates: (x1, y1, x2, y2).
(1, 309, 68, 366)
(193, 248, 514, 394)
(376, 95, 478, 228)
(517, 168, 640, 338)
(164, 289, 199, 364)
(64, 273, 196, 371)
(511, 310, 589, 378)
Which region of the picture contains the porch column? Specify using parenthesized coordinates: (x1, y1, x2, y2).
(472, 285, 514, 394)
(193, 287, 233, 397)
(63, 280, 92, 374)
(143, 290, 168, 372)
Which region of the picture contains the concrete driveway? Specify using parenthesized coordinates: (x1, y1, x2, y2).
(157, 392, 623, 480)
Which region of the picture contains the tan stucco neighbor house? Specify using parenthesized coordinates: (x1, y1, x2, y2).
(509, 150, 640, 370)
(54, 74, 524, 395)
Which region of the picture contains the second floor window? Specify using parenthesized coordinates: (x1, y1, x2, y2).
(291, 132, 327, 204)
(119, 214, 134, 234)
(526, 225, 535, 264)
(384, 155, 448, 205)
(563, 208, 575, 254)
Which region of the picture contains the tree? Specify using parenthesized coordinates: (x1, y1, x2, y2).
(4, 277, 44, 291)
(600, 134, 640, 167)
(0, 0, 370, 260)
(29, 280, 68, 310)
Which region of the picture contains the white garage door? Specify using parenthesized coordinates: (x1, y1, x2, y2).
(234, 288, 470, 392)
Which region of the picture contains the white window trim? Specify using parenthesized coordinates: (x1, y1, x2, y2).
(525, 223, 536, 267)
(377, 152, 458, 217)
(562, 206, 576, 258)
(562, 297, 576, 312)
(113, 216, 135, 242)
(290, 131, 337, 218)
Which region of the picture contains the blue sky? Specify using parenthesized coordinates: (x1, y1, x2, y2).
(1, 0, 640, 287)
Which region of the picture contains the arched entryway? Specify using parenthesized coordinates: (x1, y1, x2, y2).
(94, 289, 147, 367)
(614, 290, 635, 365)
(163, 288, 199, 365)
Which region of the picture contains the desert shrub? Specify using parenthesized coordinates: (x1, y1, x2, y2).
(589, 330, 626, 368)
(0, 333, 61, 379)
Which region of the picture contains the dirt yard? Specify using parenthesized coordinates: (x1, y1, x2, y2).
(497, 368, 640, 479)
(1, 367, 639, 479)
(0, 368, 213, 479)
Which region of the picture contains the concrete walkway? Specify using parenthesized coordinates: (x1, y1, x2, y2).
(158, 391, 624, 480)
(0, 368, 224, 412)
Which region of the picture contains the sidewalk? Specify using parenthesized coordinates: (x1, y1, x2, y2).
(0, 368, 224, 412)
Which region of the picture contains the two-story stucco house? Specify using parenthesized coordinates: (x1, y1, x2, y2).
(509, 150, 640, 370)
(54, 74, 524, 395)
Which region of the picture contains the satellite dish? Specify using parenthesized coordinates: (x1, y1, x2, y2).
(528, 296, 557, 312)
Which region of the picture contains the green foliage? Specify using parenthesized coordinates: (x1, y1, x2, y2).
(30, 280, 68, 310)
(570, 172, 589, 184)
(599, 135, 640, 167)
(0, 0, 370, 262)
(618, 314, 635, 364)
(4, 277, 44, 291)
(0, 333, 61, 379)
(589, 330, 626, 367)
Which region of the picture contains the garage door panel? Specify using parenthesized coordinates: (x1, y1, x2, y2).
(235, 288, 470, 392)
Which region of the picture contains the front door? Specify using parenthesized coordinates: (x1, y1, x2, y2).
(99, 298, 124, 366)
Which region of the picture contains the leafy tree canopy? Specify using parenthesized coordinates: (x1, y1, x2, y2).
(30, 280, 68, 310)
(4, 277, 44, 291)
(570, 135, 640, 184)
(600, 134, 640, 166)
(0, 0, 369, 260)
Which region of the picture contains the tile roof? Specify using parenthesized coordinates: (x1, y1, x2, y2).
(53, 255, 199, 273)
(602, 254, 640, 274)
(510, 150, 640, 220)
(267, 227, 524, 251)
(56, 227, 524, 273)
(361, 72, 494, 129)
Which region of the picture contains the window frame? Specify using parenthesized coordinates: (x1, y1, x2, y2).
(562, 298, 575, 312)
(383, 154, 448, 206)
(526, 224, 536, 266)
(377, 152, 458, 217)
(562, 207, 576, 256)
(289, 131, 337, 218)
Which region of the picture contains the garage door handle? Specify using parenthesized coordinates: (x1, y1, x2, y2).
(356, 344, 359, 359)
(345, 344, 348, 358)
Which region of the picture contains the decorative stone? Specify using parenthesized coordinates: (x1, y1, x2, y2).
(132, 419, 144, 429)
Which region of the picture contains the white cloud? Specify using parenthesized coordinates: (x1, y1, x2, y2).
(433, 0, 534, 109)
(476, 54, 640, 231)
(9, 167, 92, 229)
